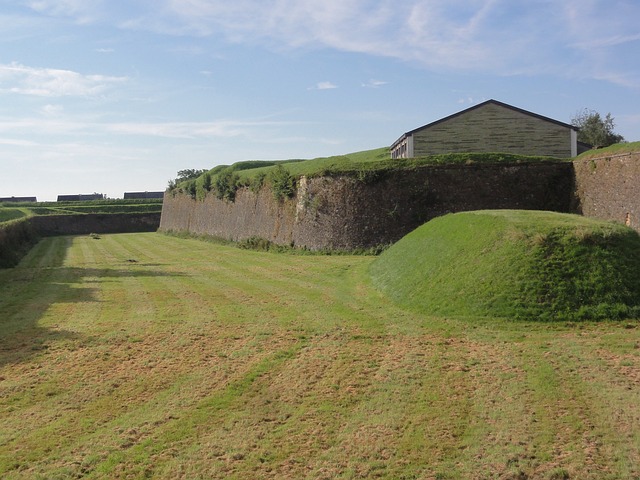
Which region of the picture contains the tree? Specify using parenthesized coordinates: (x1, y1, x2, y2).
(202, 172, 213, 192)
(571, 109, 624, 148)
(167, 169, 208, 192)
(214, 170, 239, 201)
(268, 165, 296, 201)
(176, 169, 207, 182)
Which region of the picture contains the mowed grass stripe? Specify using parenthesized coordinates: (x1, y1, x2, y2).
(0, 235, 297, 476)
(1, 233, 639, 479)
(543, 333, 640, 477)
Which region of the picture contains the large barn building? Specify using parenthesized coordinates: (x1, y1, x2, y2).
(391, 99, 584, 159)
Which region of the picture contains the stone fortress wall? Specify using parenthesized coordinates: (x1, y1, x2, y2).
(160, 162, 574, 250)
(160, 151, 640, 251)
(572, 152, 640, 231)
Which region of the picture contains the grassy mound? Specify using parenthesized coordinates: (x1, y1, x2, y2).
(370, 210, 640, 321)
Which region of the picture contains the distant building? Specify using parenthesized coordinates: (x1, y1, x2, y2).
(57, 193, 106, 202)
(391, 99, 583, 160)
(123, 191, 164, 200)
(0, 196, 37, 203)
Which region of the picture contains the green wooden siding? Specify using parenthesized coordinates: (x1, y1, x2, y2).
(412, 103, 573, 158)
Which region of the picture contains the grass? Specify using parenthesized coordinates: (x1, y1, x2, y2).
(576, 141, 640, 160)
(0, 199, 163, 217)
(231, 148, 566, 182)
(370, 210, 640, 322)
(184, 140, 640, 199)
(176, 142, 640, 202)
(0, 208, 29, 223)
(1, 232, 639, 479)
(173, 147, 567, 199)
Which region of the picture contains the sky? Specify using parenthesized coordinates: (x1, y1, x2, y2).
(1, 0, 639, 201)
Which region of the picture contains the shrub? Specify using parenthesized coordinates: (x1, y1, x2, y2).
(214, 169, 240, 202)
(186, 180, 197, 199)
(202, 172, 213, 192)
(237, 236, 273, 251)
(268, 165, 296, 201)
(249, 172, 267, 194)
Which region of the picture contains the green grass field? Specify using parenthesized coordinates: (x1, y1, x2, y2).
(1, 233, 639, 479)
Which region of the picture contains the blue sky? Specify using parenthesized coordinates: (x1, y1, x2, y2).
(1, 0, 639, 201)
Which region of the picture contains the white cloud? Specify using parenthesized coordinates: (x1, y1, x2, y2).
(19, 0, 640, 88)
(0, 62, 127, 97)
(457, 97, 485, 105)
(25, 0, 105, 24)
(40, 104, 64, 116)
(0, 115, 293, 140)
(362, 79, 387, 88)
(0, 138, 38, 147)
(106, 121, 249, 138)
(310, 81, 338, 91)
(0, 118, 87, 135)
(111, 0, 637, 87)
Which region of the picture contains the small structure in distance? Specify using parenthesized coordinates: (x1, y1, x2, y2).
(57, 193, 106, 202)
(123, 191, 164, 200)
(0, 196, 37, 202)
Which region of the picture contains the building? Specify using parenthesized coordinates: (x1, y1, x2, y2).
(391, 99, 585, 160)
(123, 191, 164, 200)
(57, 193, 105, 202)
(0, 196, 37, 203)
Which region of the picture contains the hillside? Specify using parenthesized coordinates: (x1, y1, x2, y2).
(370, 210, 640, 321)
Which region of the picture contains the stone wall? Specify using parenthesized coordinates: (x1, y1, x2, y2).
(29, 213, 161, 237)
(573, 152, 640, 231)
(160, 162, 573, 250)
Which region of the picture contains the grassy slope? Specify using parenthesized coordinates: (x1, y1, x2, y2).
(576, 141, 640, 160)
(175, 147, 567, 198)
(0, 233, 639, 479)
(371, 210, 640, 321)
(0, 208, 28, 223)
